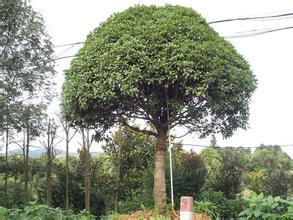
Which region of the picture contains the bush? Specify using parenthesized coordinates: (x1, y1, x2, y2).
(239, 192, 293, 219)
(193, 201, 217, 218)
(0, 202, 95, 220)
(199, 190, 247, 218)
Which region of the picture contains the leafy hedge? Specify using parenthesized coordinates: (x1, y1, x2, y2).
(194, 191, 293, 219)
(0, 202, 95, 220)
(239, 192, 293, 219)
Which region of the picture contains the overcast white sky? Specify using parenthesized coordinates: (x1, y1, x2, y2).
(28, 0, 293, 156)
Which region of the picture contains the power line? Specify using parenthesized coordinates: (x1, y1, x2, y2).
(52, 25, 291, 61)
(52, 25, 292, 62)
(52, 25, 293, 61)
(55, 44, 80, 57)
(225, 26, 293, 38)
(177, 143, 293, 148)
(53, 42, 84, 48)
(50, 12, 293, 61)
(52, 26, 293, 57)
(51, 13, 293, 53)
(208, 12, 293, 24)
(52, 55, 76, 62)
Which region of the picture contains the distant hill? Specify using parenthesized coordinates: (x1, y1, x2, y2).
(4, 148, 52, 158)
(0, 148, 104, 158)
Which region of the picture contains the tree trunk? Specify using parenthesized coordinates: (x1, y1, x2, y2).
(46, 119, 53, 206)
(114, 142, 122, 213)
(65, 131, 69, 209)
(84, 129, 91, 212)
(22, 130, 26, 202)
(4, 128, 9, 207)
(24, 127, 30, 202)
(153, 131, 167, 215)
(46, 155, 53, 206)
(84, 149, 91, 211)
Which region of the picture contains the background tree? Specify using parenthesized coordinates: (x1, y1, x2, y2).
(57, 113, 77, 209)
(246, 145, 292, 197)
(0, 0, 55, 132)
(78, 127, 94, 212)
(0, 0, 55, 100)
(3, 129, 14, 207)
(62, 5, 256, 213)
(19, 103, 46, 202)
(200, 146, 222, 190)
(166, 145, 206, 206)
(214, 147, 247, 198)
(102, 126, 155, 212)
(0, 0, 55, 206)
(0, 98, 21, 207)
(40, 118, 60, 206)
(210, 134, 217, 147)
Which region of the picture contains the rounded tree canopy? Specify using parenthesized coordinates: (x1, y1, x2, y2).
(62, 5, 256, 138)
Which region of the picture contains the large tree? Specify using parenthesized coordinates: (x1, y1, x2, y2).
(0, 0, 55, 139)
(0, 0, 55, 205)
(62, 5, 256, 213)
(0, 0, 55, 95)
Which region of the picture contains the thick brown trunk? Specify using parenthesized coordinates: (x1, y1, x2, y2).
(65, 132, 69, 209)
(4, 129, 9, 207)
(153, 131, 167, 215)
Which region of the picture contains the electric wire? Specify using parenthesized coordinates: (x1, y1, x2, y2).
(53, 42, 84, 48)
(208, 12, 293, 24)
(51, 11, 293, 61)
(55, 44, 80, 57)
(225, 26, 293, 38)
(176, 143, 293, 148)
(52, 24, 292, 61)
(53, 55, 76, 61)
(52, 25, 292, 62)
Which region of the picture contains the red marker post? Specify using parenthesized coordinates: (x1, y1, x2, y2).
(180, 196, 193, 220)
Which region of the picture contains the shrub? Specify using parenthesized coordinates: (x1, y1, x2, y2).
(239, 192, 293, 219)
(199, 190, 247, 218)
(0, 202, 95, 220)
(193, 201, 217, 218)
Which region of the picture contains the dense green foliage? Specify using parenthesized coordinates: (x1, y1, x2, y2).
(102, 127, 155, 213)
(0, 202, 95, 220)
(239, 192, 293, 219)
(0, 0, 55, 208)
(1, 1, 291, 219)
(62, 4, 256, 212)
(0, 0, 55, 131)
(62, 5, 256, 138)
(1, 133, 292, 218)
(245, 145, 292, 196)
(166, 145, 207, 206)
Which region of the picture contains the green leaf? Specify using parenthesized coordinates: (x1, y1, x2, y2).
(0, 206, 7, 215)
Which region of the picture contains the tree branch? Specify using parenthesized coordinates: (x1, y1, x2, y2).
(68, 129, 77, 142)
(121, 120, 158, 137)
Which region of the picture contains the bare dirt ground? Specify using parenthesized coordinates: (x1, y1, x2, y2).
(111, 211, 211, 220)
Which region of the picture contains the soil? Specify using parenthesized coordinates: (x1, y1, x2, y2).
(111, 211, 211, 220)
